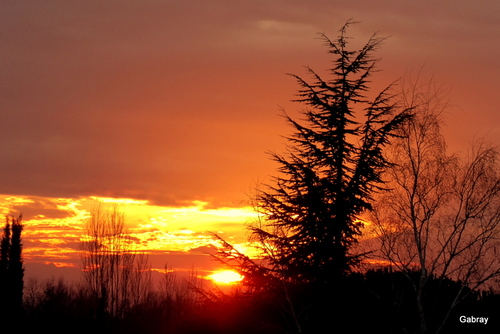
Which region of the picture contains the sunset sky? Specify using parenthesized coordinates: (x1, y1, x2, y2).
(1, 1, 499, 282)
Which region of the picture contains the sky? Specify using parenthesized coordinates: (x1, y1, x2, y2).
(1, 0, 500, 282)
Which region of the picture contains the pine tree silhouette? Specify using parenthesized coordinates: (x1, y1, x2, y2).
(251, 21, 413, 285)
(0, 215, 24, 321)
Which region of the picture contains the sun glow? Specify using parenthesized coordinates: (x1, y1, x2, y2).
(208, 270, 244, 284)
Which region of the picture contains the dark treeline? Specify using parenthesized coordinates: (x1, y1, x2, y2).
(22, 273, 207, 334)
(4, 21, 500, 333)
(14, 268, 500, 334)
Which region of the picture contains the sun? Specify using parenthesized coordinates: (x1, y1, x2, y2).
(208, 270, 244, 284)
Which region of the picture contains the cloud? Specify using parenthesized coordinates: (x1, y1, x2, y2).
(147, 249, 216, 271)
(188, 244, 218, 255)
(5, 197, 79, 220)
(25, 262, 83, 283)
(0, 0, 499, 207)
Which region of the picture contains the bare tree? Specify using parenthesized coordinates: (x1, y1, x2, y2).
(81, 204, 152, 319)
(23, 277, 43, 312)
(160, 266, 205, 316)
(370, 77, 500, 334)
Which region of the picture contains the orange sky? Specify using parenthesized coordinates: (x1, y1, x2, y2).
(0, 195, 259, 282)
(1, 1, 499, 281)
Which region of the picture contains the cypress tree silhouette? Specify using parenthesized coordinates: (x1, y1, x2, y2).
(250, 21, 414, 286)
(0, 219, 10, 280)
(9, 215, 24, 313)
(0, 218, 11, 320)
(0, 215, 24, 321)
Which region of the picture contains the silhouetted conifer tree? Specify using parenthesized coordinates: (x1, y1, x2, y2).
(251, 21, 413, 286)
(0, 219, 10, 277)
(0, 214, 24, 321)
(0, 218, 11, 320)
(9, 215, 24, 313)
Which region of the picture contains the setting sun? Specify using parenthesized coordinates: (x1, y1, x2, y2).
(208, 270, 244, 284)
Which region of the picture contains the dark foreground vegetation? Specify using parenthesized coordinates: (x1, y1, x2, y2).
(13, 270, 500, 334)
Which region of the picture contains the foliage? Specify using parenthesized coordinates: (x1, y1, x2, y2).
(247, 21, 413, 286)
(0, 214, 24, 320)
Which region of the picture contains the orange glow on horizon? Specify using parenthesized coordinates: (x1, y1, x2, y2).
(0, 194, 257, 272)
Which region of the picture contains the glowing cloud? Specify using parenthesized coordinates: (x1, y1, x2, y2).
(0, 195, 258, 272)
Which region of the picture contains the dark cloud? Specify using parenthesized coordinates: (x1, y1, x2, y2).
(7, 197, 76, 220)
(188, 244, 218, 255)
(61, 240, 84, 251)
(1, 1, 499, 206)
(25, 262, 82, 283)
(147, 249, 215, 271)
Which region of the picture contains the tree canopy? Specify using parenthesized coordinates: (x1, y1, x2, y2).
(249, 21, 414, 286)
